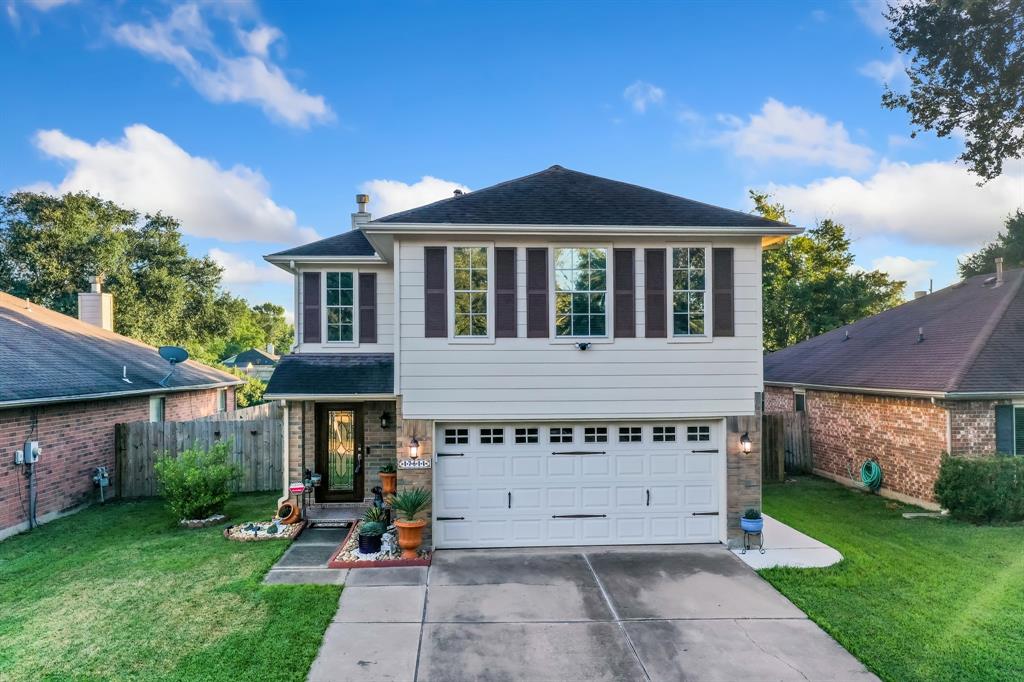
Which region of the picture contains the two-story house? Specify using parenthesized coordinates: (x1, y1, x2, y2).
(264, 165, 799, 548)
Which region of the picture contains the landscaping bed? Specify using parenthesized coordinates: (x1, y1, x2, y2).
(328, 521, 431, 569)
(224, 519, 305, 542)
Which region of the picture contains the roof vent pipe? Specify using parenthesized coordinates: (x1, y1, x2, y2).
(996, 257, 1004, 286)
(917, 327, 925, 343)
(352, 194, 371, 229)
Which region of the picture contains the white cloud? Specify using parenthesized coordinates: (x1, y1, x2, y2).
(859, 53, 908, 87)
(852, 0, 890, 35)
(29, 124, 317, 243)
(769, 158, 1024, 246)
(5, 0, 75, 26)
(718, 98, 875, 172)
(209, 248, 291, 286)
(871, 255, 937, 293)
(111, 4, 331, 128)
(360, 176, 471, 219)
(623, 81, 665, 114)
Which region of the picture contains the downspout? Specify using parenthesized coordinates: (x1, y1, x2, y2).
(277, 400, 290, 508)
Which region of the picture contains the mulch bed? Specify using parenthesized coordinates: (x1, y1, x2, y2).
(327, 522, 431, 569)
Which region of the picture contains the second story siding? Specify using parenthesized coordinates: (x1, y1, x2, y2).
(294, 263, 394, 353)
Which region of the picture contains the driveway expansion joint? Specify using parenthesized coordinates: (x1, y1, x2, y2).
(582, 552, 652, 682)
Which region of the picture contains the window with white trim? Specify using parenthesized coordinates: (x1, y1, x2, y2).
(653, 426, 676, 442)
(453, 246, 488, 337)
(794, 390, 806, 412)
(554, 247, 607, 337)
(671, 248, 707, 336)
(584, 426, 608, 443)
(325, 272, 355, 342)
(687, 425, 711, 442)
(480, 428, 504, 444)
(549, 427, 573, 443)
(217, 389, 228, 412)
(444, 428, 469, 444)
(515, 427, 539, 444)
(618, 426, 642, 443)
(149, 395, 166, 423)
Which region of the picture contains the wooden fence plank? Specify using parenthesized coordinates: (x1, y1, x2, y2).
(762, 411, 813, 481)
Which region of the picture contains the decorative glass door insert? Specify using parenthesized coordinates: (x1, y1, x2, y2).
(327, 409, 356, 492)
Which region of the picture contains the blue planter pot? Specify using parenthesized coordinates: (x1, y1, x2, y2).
(740, 517, 763, 533)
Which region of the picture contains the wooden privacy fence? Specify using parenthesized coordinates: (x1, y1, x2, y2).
(761, 412, 812, 482)
(115, 403, 282, 498)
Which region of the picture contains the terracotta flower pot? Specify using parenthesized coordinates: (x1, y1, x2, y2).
(394, 518, 426, 559)
(380, 471, 398, 496)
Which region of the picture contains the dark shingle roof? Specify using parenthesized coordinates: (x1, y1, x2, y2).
(764, 269, 1024, 395)
(0, 292, 240, 407)
(267, 230, 376, 258)
(264, 353, 394, 397)
(371, 165, 792, 229)
(224, 348, 279, 367)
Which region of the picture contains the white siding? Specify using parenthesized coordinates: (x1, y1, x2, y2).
(398, 236, 763, 420)
(295, 263, 395, 353)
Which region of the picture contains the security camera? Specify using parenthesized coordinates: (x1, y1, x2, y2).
(576, 342, 591, 351)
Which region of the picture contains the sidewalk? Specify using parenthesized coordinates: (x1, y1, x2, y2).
(732, 514, 843, 570)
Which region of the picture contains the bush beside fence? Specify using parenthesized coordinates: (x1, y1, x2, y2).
(934, 455, 1024, 522)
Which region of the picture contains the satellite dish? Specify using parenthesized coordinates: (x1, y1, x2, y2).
(158, 346, 189, 387)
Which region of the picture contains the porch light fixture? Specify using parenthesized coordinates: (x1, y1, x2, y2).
(409, 437, 420, 459)
(380, 411, 391, 429)
(740, 432, 752, 454)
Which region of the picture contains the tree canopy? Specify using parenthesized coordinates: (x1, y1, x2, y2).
(0, 191, 292, 367)
(883, 0, 1024, 181)
(752, 192, 906, 352)
(958, 209, 1024, 278)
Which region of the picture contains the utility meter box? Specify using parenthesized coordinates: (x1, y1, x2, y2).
(23, 441, 40, 464)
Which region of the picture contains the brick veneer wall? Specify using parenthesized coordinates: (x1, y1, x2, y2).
(805, 390, 948, 503)
(395, 397, 434, 547)
(726, 414, 761, 545)
(763, 386, 795, 413)
(947, 399, 1005, 456)
(0, 387, 232, 538)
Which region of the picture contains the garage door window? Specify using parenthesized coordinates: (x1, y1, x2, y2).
(687, 425, 710, 442)
(549, 427, 573, 443)
(480, 428, 504, 444)
(515, 427, 539, 444)
(584, 426, 608, 443)
(618, 426, 642, 443)
(444, 428, 469, 444)
(653, 426, 676, 442)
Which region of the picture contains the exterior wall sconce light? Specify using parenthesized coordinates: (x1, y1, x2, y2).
(409, 437, 420, 459)
(380, 411, 391, 429)
(740, 432, 752, 454)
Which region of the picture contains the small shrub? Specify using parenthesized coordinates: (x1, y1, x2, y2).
(934, 455, 1024, 523)
(359, 521, 386, 537)
(362, 506, 387, 523)
(742, 508, 762, 520)
(390, 487, 431, 521)
(379, 464, 397, 474)
(154, 441, 239, 521)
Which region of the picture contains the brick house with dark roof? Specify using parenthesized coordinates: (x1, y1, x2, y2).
(764, 262, 1024, 508)
(0, 285, 241, 539)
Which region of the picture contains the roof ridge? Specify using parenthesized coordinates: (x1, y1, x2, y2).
(946, 272, 1024, 392)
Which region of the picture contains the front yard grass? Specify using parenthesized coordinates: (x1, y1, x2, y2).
(763, 476, 1024, 682)
(0, 492, 340, 681)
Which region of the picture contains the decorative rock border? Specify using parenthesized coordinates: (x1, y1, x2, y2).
(224, 520, 305, 542)
(328, 522, 431, 569)
(180, 514, 228, 529)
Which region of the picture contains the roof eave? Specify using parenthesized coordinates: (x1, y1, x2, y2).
(363, 222, 803, 241)
(263, 254, 387, 266)
(0, 379, 243, 410)
(263, 392, 396, 401)
(763, 380, 948, 399)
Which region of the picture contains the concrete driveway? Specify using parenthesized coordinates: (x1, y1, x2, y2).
(308, 545, 875, 682)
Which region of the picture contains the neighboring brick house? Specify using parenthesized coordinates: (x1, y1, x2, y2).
(264, 165, 801, 548)
(764, 263, 1024, 508)
(0, 285, 240, 540)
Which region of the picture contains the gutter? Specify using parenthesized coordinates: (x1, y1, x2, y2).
(0, 379, 243, 410)
(765, 381, 1024, 402)
(263, 392, 396, 401)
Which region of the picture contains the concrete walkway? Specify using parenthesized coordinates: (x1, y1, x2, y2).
(731, 514, 844, 570)
(307, 545, 874, 682)
(263, 527, 349, 585)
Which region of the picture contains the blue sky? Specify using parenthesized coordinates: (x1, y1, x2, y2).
(3, 0, 1023, 320)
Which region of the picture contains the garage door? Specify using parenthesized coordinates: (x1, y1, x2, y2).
(433, 422, 722, 549)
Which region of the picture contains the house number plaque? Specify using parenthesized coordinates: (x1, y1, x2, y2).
(398, 459, 431, 470)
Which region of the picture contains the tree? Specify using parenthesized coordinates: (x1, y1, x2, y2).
(958, 209, 1024, 277)
(883, 0, 1024, 181)
(752, 191, 906, 352)
(251, 302, 293, 353)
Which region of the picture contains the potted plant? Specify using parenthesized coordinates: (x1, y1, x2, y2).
(390, 487, 431, 559)
(379, 463, 398, 495)
(358, 507, 388, 554)
(740, 508, 763, 533)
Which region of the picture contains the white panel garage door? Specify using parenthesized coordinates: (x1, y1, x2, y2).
(433, 422, 722, 549)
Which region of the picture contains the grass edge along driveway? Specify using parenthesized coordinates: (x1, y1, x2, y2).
(0, 492, 341, 682)
(762, 476, 1024, 682)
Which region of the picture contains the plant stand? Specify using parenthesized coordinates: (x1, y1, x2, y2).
(741, 529, 765, 554)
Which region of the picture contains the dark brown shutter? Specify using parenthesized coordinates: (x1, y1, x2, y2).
(644, 249, 666, 338)
(613, 249, 635, 338)
(424, 246, 447, 338)
(526, 248, 549, 338)
(302, 271, 321, 343)
(358, 272, 377, 344)
(495, 247, 517, 338)
(712, 248, 735, 337)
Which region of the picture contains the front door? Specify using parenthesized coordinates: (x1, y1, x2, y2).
(315, 404, 364, 502)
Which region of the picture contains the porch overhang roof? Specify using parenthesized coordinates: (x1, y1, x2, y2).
(264, 353, 394, 400)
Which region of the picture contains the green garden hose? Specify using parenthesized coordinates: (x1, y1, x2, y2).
(861, 459, 883, 492)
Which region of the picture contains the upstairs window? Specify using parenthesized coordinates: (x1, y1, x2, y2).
(672, 248, 707, 336)
(326, 272, 355, 342)
(454, 247, 489, 337)
(554, 248, 607, 337)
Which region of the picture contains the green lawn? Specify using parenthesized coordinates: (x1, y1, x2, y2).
(762, 476, 1024, 682)
(0, 492, 340, 681)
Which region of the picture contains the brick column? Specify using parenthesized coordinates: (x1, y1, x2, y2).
(726, 414, 761, 546)
(394, 397, 434, 547)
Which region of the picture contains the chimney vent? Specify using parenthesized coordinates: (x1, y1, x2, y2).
(913, 290, 927, 299)
(996, 257, 1004, 286)
(453, 189, 463, 197)
(78, 275, 114, 331)
(352, 194, 371, 229)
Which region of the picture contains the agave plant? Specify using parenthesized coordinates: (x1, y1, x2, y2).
(390, 487, 431, 521)
(359, 520, 386, 537)
(362, 506, 388, 523)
